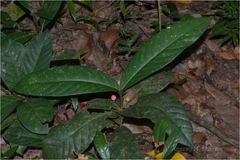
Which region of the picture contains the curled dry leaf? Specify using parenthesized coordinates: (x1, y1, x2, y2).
(123, 88, 138, 108)
(99, 27, 119, 53)
(187, 58, 206, 76)
(214, 51, 236, 60)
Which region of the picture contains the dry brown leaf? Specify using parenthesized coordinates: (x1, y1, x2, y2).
(99, 27, 119, 53)
(233, 46, 240, 60)
(205, 40, 221, 52)
(187, 58, 206, 76)
(67, 150, 88, 160)
(123, 123, 152, 134)
(214, 51, 236, 60)
(123, 88, 138, 108)
(193, 132, 207, 144)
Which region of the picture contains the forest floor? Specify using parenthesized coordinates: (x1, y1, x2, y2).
(1, 1, 239, 159)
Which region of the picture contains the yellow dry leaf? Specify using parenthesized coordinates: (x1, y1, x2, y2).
(146, 149, 186, 160)
(174, 0, 192, 5)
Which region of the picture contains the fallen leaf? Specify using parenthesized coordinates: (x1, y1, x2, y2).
(123, 88, 138, 108)
(187, 58, 206, 76)
(123, 123, 152, 134)
(214, 51, 236, 60)
(99, 27, 119, 53)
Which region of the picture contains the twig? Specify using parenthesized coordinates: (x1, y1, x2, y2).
(186, 111, 239, 148)
(157, 0, 161, 31)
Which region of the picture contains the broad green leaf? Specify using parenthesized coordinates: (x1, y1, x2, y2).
(42, 112, 111, 159)
(109, 126, 141, 159)
(2, 2, 25, 21)
(88, 98, 120, 110)
(14, 66, 119, 97)
(35, 1, 62, 30)
(153, 120, 168, 143)
(120, 18, 211, 90)
(17, 0, 32, 12)
(120, 92, 193, 148)
(0, 11, 17, 28)
(3, 32, 34, 44)
(1, 39, 26, 90)
(21, 30, 52, 74)
(3, 122, 45, 146)
(1, 96, 23, 122)
(94, 131, 110, 159)
(1, 113, 18, 131)
(68, 0, 76, 21)
(162, 127, 182, 159)
(17, 98, 54, 134)
(133, 71, 175, 96)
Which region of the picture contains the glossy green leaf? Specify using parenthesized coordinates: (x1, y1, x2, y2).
(162, 127, 182, 158)
(21, 30, 52, 74)
(120, 18, 211, 90)
(1, 39, 26, 90)
(88, 98, 120, 110)
(3, 123, 45, 146)
(3, 32, 34, 44)
(153, 120, 168, 143)
(14, 65, 119, 97)
(133, 71, 175, 96)
(94, 131, 110, 159)
(42, 112, 110, 159)
(68, 0, 76, 21)
(109, 126, 141, 159)
(17, 0, 32, 12)
(17, 98, 54, 134)
(77, 0, 93, 11)
(120, 92, 193, 148)
(1, 96, 23, 122)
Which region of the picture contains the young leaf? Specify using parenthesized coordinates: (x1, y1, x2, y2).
(109, 126, 141, 159)
(14, 65, 119, 97)
(153, 120, 168, 143)
(120, 17, 211, 91)
(21, 30, 52, 74)
(17, 98, 54, 134)
(120, 92, 193, 148)
(42, 112, 111, 159)
(88, 98, 120, 110)
(1, 39, 26, 90)
(162, 127, 183, 158)
(93, 131, 110, 159)
(68, 0, 76, 21)
(1, 96, 23, 122)
(3, 123, 45, 146)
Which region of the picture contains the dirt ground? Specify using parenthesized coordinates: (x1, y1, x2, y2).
(1, 1, 239, 159)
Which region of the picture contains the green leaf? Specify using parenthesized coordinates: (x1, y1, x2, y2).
(17, 98, 54, 134)
(120, 92, 193, 148)
(1, 39, 26, 90)
(162, 127, 182, 158)
(2, 2, 26, 21)
(0, 11, 17, 28)
(153, 120, 168, 143)
(88, 98, 120, 110)
(52, 49, 81, 61)
(3, 123, 45, 146)
(94, 131, 110, 159)
(35, 1, 62, 30)
(2, 146, 18, 159)
(14, 65, 119, 97)
(21, 30, 52, 74)
(1, 96, 23, 122)
(77, 0, 93, 11)
(71, 97, 79, 111)
(109, 126, 141, 159)
(42, 112, 110, 159)
(129, 33, 140, 47)
(3, 32, 34, 44)
(68, 0, 76, 21)
(133, 71, 175, 96)
(15, 145, 27, 156)
(120, 18, 211, 90)
(17, 0, 32, 12)
(1, 113, 18, 131)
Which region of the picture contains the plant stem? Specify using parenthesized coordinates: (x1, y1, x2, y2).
(158, 0, 162, 31)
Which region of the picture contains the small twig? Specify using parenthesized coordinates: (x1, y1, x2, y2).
(186, 111, 239, 148)
(157, 0, 161, 31)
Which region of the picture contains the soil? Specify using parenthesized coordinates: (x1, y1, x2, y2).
(1, 1, 239, 159)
